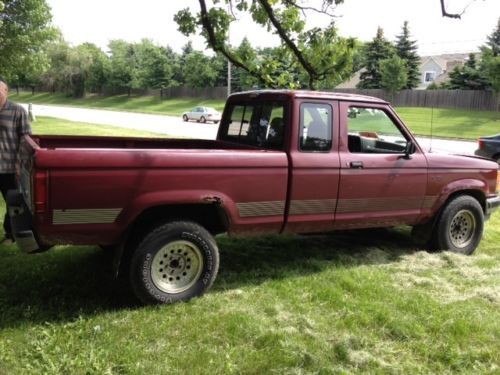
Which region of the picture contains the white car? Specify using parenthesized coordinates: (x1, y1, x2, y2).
(182, 106, 221, 124)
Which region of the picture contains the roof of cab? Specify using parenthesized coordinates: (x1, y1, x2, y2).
(229, 89, 387, 104)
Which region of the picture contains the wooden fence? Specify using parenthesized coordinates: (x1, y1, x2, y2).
(331, 89, 498, 111)
(27, 85, 498, 111)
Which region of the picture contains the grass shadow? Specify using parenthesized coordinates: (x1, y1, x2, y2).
(0, 227, 422, 328)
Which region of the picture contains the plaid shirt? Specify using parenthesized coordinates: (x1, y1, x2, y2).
(0, 101, 32, 173)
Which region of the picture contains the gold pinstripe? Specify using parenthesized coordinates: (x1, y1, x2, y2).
(53, 208, 122, 225)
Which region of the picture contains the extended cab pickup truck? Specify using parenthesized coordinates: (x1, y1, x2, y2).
(8, 90, 500, 304)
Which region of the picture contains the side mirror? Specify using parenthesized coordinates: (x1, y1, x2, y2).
(402, 141, 416, 160)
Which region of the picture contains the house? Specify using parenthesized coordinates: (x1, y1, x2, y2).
(418, 53, 472, 89)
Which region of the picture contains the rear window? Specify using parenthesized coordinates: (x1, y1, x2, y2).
(219, 101, 286, 150)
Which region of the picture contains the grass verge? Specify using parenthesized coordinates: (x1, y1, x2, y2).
(33, 116, 168, 138)
(11, 91, 500, 140)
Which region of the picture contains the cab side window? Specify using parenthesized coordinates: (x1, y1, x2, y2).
(299, 103, 332, 152)
(222, 101, 285, 150)
(347, 107, 409, 154)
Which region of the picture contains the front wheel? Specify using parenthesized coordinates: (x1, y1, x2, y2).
(200, 116, 206, 123)
(431, 195, 484, 255)
(129, 221, 220, 304)
(182, 114, 188, 122)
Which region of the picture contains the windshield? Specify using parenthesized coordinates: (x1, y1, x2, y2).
(219, 100, 287, 150)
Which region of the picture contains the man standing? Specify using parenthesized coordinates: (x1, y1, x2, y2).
(0, 77, 31, 242)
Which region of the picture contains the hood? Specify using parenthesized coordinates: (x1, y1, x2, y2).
(425, 152, 499, 170)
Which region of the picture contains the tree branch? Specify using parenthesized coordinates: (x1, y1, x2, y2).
(198, 0, 272, 87)
(257, 0, 319, 88)
(282, 0, 338, 18)
(440, 0, 480, 19)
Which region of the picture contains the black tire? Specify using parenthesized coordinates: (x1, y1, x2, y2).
(430, 195, 484, 255)
(493, 153, 500, 164)
(182, 114, 188, 122)
(129, 221, 219, 304)
(214, 120, 219, 124)
(200, 116, 206, 123)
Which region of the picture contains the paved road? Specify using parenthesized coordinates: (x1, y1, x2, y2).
(25, 103, 477, 155)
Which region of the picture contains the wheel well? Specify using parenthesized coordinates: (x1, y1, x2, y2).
(115, 203, 229, 278)
(129, 204, 229, 240)
(446, 190, 486, 213)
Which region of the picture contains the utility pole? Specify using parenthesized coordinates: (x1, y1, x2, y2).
(227, 60, 231, 97)
(227, 2, 231, 97)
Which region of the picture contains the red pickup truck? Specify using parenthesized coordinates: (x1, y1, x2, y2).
(8, 90, 500, 304)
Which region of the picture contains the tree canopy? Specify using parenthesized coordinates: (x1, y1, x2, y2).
(395, 21, 420, 89)
(175, 0, 355, 89)
(0, 0, 57, 83)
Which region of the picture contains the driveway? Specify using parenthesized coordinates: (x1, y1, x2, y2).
(25, 104, 477, 155)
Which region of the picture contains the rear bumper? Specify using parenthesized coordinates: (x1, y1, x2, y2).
(486, 196, 500, 217)
(6, 190, 42, 253)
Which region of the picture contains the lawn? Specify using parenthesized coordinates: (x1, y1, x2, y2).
(0, 116, 499, 373)
(11, 91, 500, 140)
(32, 116, 169, 138)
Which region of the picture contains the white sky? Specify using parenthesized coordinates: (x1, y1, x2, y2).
(46, 0, 499, 56)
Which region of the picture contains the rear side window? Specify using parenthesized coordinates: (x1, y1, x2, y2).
(299, 103, 332, 152)
(220, 101, 286, 150)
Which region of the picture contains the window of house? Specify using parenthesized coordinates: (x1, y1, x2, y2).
(347, 107, 410, 154)
(424, 71, 436, 82)
(299, 103, 332, 152)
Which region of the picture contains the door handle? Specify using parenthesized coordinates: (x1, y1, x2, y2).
(350, 161, 364, 169)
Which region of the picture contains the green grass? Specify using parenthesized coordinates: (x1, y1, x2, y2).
(33, 116, 168, 138)
(11, 92, 225, 117)
(11, 92, 500, 140)
(0, 98, 498, 373)
(397, 107, 500, 140)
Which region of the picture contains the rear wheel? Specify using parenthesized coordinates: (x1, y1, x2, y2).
(129, 221, 219, 304)
(182, 114, 188, 122)
(200, 116, 206, 123)
(430, 195, 484, 255)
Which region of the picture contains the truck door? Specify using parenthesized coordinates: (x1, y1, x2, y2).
(284, 100, 341, 233)
(335, 102, 428, 229)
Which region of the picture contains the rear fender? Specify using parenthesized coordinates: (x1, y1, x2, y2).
(118, 190, 236, 230)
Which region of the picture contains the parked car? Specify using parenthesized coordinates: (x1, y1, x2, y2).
(8, 90, 500, 305)
(182, 106, 221, 123)
(475, 134, 500, 163)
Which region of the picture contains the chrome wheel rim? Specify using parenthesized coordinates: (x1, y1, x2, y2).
(449, 209, 476, 248)
(151, 240, 203, 294)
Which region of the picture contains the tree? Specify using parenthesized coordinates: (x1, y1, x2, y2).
(395, 21, 420, 89)
(357, 27, 394, 89)
(380, 55, 408, 96)
(0, 0, 57, 82)
(134, 39, 176, 89)
(480, 19, 500, 109)
(448, 53, 489, 90)
(107, 40, 137, 95)
(175, 0, 355, 89)
(183, 51, 218, 88)
(485, 18, 500, 56)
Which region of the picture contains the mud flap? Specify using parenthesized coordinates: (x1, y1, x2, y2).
(6, 189, 41, 253)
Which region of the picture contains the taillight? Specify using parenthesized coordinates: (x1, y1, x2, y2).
(33, 171, 47, 213)
(497, 171, 500, 194)
(478, 138, 484, 149)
